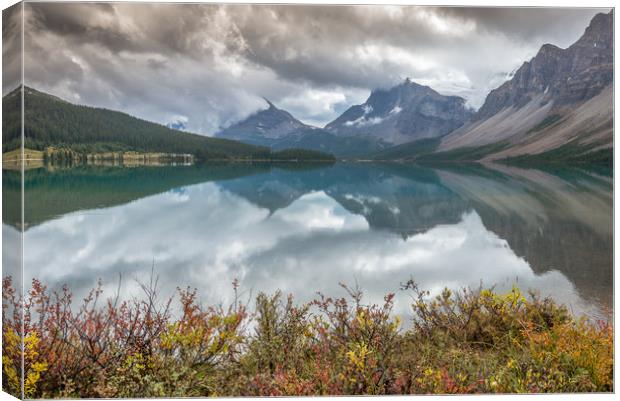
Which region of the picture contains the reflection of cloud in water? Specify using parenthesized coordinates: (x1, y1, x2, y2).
(2, 224, 22, 288)
(20, 182, 599, 319)
(275, 191, 368, 231)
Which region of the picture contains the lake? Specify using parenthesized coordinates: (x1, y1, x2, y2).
(2, 162, 613, 320)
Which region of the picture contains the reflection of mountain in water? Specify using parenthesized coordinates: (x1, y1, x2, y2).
(435, 165, 612, 308)
(4, 162, 612, 312)
(220, 163, 612, 309)
(220, 163, 468, 236)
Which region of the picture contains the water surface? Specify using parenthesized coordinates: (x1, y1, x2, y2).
(3, 162, 613, 319)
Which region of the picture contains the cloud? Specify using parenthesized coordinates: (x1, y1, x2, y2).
(167, 115, 189, 131)
(2, 2, 23, 93)
(17, 3, 605, 132)
(435, 7, 605, 46)
(276, 88, 366, 128)
(2, 224, 22, 289)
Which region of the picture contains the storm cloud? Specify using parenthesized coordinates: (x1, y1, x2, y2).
(15, 3, 605, 134)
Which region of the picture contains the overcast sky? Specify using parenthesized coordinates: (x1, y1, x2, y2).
(3, 3, 607, 134)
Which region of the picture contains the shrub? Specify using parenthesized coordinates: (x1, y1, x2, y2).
(1, 276, 613, 397)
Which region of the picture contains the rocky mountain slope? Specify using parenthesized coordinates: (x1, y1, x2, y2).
(216, 79, 474, 156)
(325, 78, 473, 145)
(436, 11, 613, 162)
(216, 99, 312, 143)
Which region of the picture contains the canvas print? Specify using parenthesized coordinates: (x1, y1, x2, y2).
(1, 1, 614, 398)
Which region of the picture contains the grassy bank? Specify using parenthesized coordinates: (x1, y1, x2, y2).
(2, 277, 612, 398)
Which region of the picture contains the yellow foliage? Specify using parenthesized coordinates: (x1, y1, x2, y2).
(2, 329, 21, 397)
(346, 342, 370, 370)
(2, 329, 48, 398)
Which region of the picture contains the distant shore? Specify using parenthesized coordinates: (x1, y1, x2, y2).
(2, 147, 339, 168)
(2, 147, 194, 169)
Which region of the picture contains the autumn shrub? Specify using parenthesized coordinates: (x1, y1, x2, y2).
(1, 275, 613, 398)
(2, 277, 22, 398)
(308, 285, 401, 395)
(391, 281, 612, 394)
(240, 284, 402, 396)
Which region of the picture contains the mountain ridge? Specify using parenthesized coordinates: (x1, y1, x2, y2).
(215, 98, 391, 156)
(379, 10, 613, 165)
(2, 86, 271, 159)
(473, 11, 612, 122)
(216, 99, 313, 142)
(325, 78, 474, 144)
(215, 77, 475, 156)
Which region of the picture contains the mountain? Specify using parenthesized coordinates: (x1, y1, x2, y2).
(434, 11, 613, 163)
(216, 99, 311, 143)
(216, 100, 389, 156)
(325, 78, 473, 145)
(2, 86, 272, 159)
(217, 79, 473, 158)
(2, 87, 334, 161)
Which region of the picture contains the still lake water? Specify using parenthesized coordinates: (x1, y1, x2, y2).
(2, 162, 613, 319)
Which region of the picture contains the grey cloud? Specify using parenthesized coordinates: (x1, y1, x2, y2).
(27, 3, 213, 56)
(147, 58, 167, 70)
(435, 7, 607, 47)
(3, 2, 22, 94)
(232, 5, 470, 89)
(28, 3, 131, 51)
(19, 3, 605, 132)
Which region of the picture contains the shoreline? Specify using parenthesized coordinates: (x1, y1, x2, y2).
(3, 148, 611, 169)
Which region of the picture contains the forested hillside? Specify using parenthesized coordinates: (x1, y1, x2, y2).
(2, 87, 270, 159)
